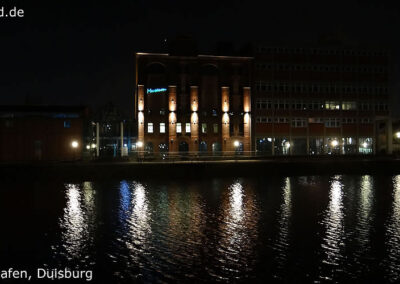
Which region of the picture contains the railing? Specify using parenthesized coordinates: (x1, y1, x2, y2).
(125, 151, 376, 162)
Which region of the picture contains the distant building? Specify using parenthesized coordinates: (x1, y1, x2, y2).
(90, 102, 134, 158)
(135, 51, 253, 155)
(0, 105, 88, 161)
(253, 45, 392, 155)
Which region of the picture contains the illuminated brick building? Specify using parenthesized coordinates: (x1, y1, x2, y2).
(135, 51, 252, 155)
(253, 45, 391, 155)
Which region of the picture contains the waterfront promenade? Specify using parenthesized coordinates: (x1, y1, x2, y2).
(1, 156, 400, 180)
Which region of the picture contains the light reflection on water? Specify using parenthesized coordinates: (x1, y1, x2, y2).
(46, 176, 400, 282)
(384, 175, 400, 281)
(357, 176, 374, 254)
(213, 180, 259, 280)
(275, 177, 292, 271)
(56, 182, 96, 265)
(319, 175, 345, 281)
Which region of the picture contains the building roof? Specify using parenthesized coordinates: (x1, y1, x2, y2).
(0, 105, 88, 118)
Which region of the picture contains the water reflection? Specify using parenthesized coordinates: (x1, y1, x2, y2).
(319, 175, 344, 281)
(215, 181, 259, 280)
(384, 175, 400, 281)
(275, 177, 292, 269)
(120, 181, 151, 263)
(357, 176, 374, 251)
(58, 182, 96, 263)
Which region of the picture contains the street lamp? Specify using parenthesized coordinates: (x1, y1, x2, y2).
(136, 141, 143, 148)
(234, 140, 240, 147)
(331, 139, 339, 147)
(362, 142, 368, 148)
(395, 132, 400, 139)
(71, 140, 79, 161)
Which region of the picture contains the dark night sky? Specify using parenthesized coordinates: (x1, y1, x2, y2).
(0, 0, 399, 117)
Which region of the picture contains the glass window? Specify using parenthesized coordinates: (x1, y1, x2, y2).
(176, 123, 182, 133)
(325, 101, 340, 110)
(185, 123, 191, 133)
(147, 122, 153, 133)
(213, 123, 218, 133)
(64, 120, 71, 128)
(342, 101, 357, 110)
(160, 123, 165, 133)
(201, 123, 207, 133)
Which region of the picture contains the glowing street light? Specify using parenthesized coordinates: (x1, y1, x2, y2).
(234, 140, 240, 147)
(331, 140, 339, 147)
(136, 141, 143, 148)
(285, 141, 291, 149)
(91, 143, 97, 149)
(71, 141, 79, 148)
(362, 142, 368, 148)
(395, 132, 400, 139)
(86, 145, 90, 150)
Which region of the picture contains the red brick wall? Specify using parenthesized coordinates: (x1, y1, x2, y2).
(0, 118, 84, 161)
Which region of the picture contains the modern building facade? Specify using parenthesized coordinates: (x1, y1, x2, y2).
(0, 105, 88, 161)
(135, 51, 253, 155)
(253, 45, 391, 155)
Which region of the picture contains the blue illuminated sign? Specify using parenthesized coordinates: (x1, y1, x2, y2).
(147, 88, 167, 94)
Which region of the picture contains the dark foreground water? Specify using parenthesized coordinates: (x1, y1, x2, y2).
(1, 175, 400, 283)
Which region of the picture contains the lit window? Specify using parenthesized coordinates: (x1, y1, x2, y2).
(213, 123, 218, 133)
(342, 101, 357, 110)
(160, 123, 165, 133)
(147, 122, 153, 133)
(64, 120, 71, 128)
(325, 101, 340, 110)
(176, 123, 182, 133)
(202, 123, 207, 133)
(185, 123, 191, 133)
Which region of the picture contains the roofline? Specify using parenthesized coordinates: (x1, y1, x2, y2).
(136, 52, 253, 60)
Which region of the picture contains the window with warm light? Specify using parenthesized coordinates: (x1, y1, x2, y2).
(147, 122, 153, 133)
(185, 123, 191, 133)
(201, 123, 207, 133)
(160, 123, 165, 133)
(176, 123, 182, 133)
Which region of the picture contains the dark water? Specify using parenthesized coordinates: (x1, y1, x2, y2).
(1, 175, 400, 283)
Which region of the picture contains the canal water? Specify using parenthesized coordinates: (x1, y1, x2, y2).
(1, 175, 400, 283)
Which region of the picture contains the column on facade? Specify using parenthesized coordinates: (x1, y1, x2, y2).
(190, 86, 199, 152)
(168, 86, 177, 152)
(387, 118, 393, 154)
(243, 87, 251, 153)
(137, 85, 145, 152)
(221, 87, 230, 152)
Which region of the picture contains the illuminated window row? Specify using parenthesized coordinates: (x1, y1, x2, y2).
(255, 81, 388, 95)
(256, 117, 372, 125)
(255, 99, 387, 111)
(146, 122, 219, 134)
